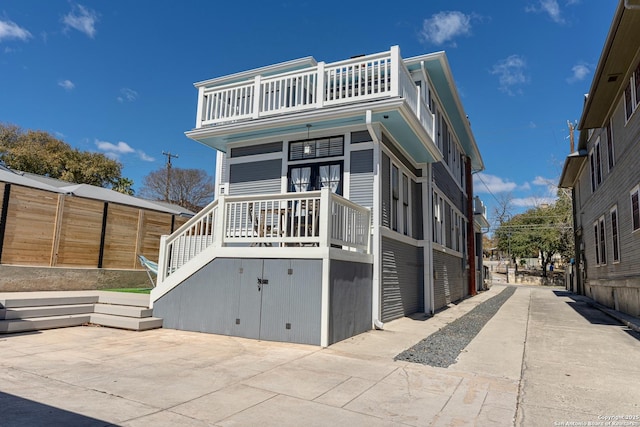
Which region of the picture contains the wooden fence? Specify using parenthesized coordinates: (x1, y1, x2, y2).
(0, 182, 189, 269)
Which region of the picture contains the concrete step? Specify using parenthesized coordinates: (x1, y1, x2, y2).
(0, 314, 91, 333)
(89, 313, 162, 331)
(0, 295, 98, 309)
(97, 292, 151, 307)
(1, 304, 94, 320)
(93, 303, 153, 318)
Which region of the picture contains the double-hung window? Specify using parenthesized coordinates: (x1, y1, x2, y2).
(589, 138, 602, 192)
(624, 62, 640, 122)
(611, 206, 620, 263)
(631, 185, 640, 232)
(593, 217, 606, 266)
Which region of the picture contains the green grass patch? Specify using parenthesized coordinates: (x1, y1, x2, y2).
(102, 288, 151, 294)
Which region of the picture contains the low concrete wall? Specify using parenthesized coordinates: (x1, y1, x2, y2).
(0, 265, 150, 292)
(586, 279, 640, 317)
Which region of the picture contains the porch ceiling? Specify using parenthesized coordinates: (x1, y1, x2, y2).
(185, 100, 439, 164)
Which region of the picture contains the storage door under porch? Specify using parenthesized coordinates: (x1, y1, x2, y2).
(153, 257, 323, 345)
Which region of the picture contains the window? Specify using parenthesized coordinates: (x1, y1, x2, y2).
(433, 193, 443, 244)
(636, 62, 640, 107)
(594, 222, 600, 265)
(288, 161, 343, 195)
(589, 138, 602, 192)
(289, 136, 343, 161)
(625, 83, 633, 121)
(606, 121, 615, 171)
(402, 174, 409, 235)
(391, 165, 399, 231)
(599, 216, 607, 265)
(631, 186, 640, 232)
(611, 206, 620, 263)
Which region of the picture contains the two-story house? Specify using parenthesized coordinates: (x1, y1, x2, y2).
(151, 46, 486, 346)
(559, 1, 640, 317)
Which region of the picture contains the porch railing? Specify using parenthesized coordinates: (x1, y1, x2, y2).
(196, 46, 434, 141)
(156, 188, 371, 284)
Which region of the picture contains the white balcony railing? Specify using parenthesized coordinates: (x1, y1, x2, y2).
(156, 188, 371, 285)
(195, 46, 434, 141)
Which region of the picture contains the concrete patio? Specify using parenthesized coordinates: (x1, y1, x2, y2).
(2, 284, 638, 426)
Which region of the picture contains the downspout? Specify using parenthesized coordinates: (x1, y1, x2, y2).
(466, 158, 477, 296)
(423, 164, 435, 315)
(366, 110, 383, 329)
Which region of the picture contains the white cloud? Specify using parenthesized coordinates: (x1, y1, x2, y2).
(137, 151, 155, 162)
(532, 175, 558, 196)
(96, 140, 135, 156)
(95, 139, 154, 162)
(0, 19, 32, 42)
(567, 63, 591, 83)
(58, 79, 75, 91)
(62, 4, 98, 38)
(526, 0, 564, 24)
(420, 11, 472, 46)
(473, 173, 518, 193)
(117, 88, 139, 103)
(512, 196, 556, 208)
(490, 55, 529, 95)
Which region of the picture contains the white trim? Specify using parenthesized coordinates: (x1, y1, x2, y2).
(423, 164, 434, 314)
(226, 151, 284, 164)
(320, 256, 330, 347)
(380, 227, 422, 247)
(366, 112, 382, 326)
(432, 242, 464, 259)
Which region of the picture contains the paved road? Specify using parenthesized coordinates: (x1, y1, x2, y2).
(1, 284, 639, 426)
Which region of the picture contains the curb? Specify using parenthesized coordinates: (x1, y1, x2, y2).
(587, 301, 640, 334)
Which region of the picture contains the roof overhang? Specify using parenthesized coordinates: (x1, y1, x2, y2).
(185, 98, 442, 164)
(558, 149, 588, 188)
(578, 2, 640, 135)
(406, 51, 484, 172)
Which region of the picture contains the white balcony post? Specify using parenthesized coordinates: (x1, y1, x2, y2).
(213, 195, 226, 247)
(416, 85, 422, 120)
(316, 62, 325, 108)
(390, 45, 401, 97)
(158, 235, 168, 284)
(252, 75, 262, 119)
(319, 188, 331, 247)
(195, 86, 205, 128)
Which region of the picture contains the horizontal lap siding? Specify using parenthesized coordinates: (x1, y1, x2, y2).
(412, 181, 423, 240)
(1, 186, 57, 265)
(433, 250, 464, 310)
(381, 236, 424, 322)
(229, 159, 282, 195)
(433, 162, 465, 213)
(56, 197, 104, 267)
(102, 204, 139, 268)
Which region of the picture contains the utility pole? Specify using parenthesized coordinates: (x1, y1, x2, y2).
(567, 120, 576, 153)
(162, 151, 179, 202)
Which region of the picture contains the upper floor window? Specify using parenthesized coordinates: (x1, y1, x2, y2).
(624, 62, 640, 122)
(289, 161, 343, 195)
(606, 121, 615, 171)
(289, 136, 343, 161)
(589, 138, 602, 192)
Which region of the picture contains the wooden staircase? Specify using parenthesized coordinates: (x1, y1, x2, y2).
(0, 291, 162, 334)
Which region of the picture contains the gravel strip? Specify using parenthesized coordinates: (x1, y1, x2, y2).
(395, 286, 517, 368)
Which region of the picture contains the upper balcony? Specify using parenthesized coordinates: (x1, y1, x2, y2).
(190, 46, 439, 162)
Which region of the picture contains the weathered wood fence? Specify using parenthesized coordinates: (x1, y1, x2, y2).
(0, 182, 189, 269)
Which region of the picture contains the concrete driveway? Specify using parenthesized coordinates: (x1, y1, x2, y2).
(1, 285, 639, 426)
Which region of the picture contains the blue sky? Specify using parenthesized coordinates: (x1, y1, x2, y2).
(0, 1, 617, 225)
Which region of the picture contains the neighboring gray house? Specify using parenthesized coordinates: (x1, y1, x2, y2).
(151, 46, 486, 346)
(559, 1, 640, 317)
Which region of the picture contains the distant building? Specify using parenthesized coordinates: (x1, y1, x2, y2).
(559, 1, 640, 316)
(151, 46, 488, 346)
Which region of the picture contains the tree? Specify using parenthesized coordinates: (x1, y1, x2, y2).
(493, 191, 573, 277)
(139, 167, 214, 211)
(112, 177, 135, 195)
(0, 123, 125, 188)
